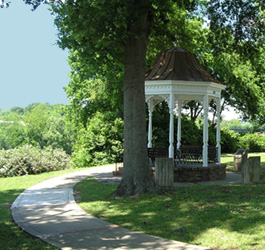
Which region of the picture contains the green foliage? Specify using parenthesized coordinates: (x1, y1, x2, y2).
(212, 52, 265, 121)
(207, 0, 265, 55)
(23, 104, 52, 147)
(151, 104, 204, 148)
(0, 144, 73, 177)
(181, 115, 204, 146)
(42, 113, 76, 155)
(72, 112, 124, 168)
(65, 56, 124, 128)
(62, 2, 204, 130)
(220, 120, 265, 153)
(151, 102, 170, 148)
(9, 106, 24, 115)
(0, 103, 76, 154)
(199, 2, 265, 122)
(220, 127, 239, 153)
(0, 122, 26, 149)
(238, 133, 265, 153)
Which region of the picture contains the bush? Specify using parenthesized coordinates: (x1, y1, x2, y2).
(72, 112, 124, 168)
(181, 115, 203, 146)
(151, 111, 203, 148)
(0, 144, 73, 177)
(220, 127, 239, 153)
(238, 133, 265, 152)
(151, 108, 242, 153)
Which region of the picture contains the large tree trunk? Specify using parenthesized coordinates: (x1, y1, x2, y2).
(113, 4, 159, 196)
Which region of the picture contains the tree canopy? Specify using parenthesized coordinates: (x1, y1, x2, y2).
(206, 0, 265, 121)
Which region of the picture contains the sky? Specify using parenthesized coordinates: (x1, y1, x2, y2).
(0, 1, 70, 111)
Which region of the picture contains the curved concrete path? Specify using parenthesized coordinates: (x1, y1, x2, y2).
(11, 165, 241, 250)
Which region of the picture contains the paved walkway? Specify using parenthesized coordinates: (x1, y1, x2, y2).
(11, 165, 242, 250)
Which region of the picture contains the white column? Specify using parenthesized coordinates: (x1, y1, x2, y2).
(177, 100, 182, 150)
(147, 109, 153, 148)
(168, 94, 175, 158)
(147, 99, 154, 148)
(216, 98, 221, 164)
(203, 95, 209, 167)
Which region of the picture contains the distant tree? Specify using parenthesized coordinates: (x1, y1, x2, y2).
(0, 122, 26, 149)
(42, 112, 76, 154)
(9, 107, 24, 115)
(0, 103, 75, 152)
(24, 103, 42, 113)
(23, 104, 51, 147)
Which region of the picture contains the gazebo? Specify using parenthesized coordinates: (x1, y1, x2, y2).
(145, 47, 226, 180)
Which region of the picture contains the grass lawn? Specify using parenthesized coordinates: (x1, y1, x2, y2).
(75, 153, 265, 250)
(2, 154, 265, 250)
(0, 167, 89, 250)
(221, 152, 265, 181)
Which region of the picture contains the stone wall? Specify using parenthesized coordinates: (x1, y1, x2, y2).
(174, 164, 226, 182)
(114, 164, 227, 183)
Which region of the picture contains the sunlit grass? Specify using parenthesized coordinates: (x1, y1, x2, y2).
(221, 153, 265, 180)
(221, 152, 265, 167)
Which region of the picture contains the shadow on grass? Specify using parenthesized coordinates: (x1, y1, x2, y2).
(76, 178, 265, 249)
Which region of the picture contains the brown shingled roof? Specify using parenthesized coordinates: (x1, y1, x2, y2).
(145, 47, 222, 84)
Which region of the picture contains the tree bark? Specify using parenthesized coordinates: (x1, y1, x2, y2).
(113, 3, 159, 196)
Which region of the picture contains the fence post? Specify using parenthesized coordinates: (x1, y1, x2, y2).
(242, 156, 260, 184)
(155, 158, 174, 186)
(234, 149, 248, 172)
(242, 159, 250, 184)
(249, 156, 260, 184)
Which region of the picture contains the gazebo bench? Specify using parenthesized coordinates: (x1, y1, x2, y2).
(176, 145, 217, 164)
(148, 148, 168, 166)
(176, 145, 202, 164)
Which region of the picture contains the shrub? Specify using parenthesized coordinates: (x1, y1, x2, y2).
(220, 127, 239, 153)
(238, 133, 265, 152)
(181, 115, 203, 146)
(72, 112, 124, 168)
(151, 110, 242, 153)
(152, 112, 203, 148)
(0, 144, 73, 177)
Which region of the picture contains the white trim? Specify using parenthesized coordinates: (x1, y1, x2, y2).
(203, 95, 209, 167)
(177, 100, 182, 150)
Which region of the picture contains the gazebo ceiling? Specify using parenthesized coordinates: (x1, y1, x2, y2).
(145, 47, 222, 85)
